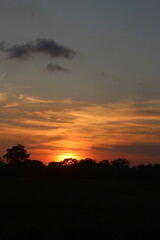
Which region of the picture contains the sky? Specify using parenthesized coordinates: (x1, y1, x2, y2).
(1, 0, 160, 165)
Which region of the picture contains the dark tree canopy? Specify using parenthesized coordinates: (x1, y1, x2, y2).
(98, 160, 110, 166)
(3, 144, 30, 163)
(61, 158, 78, 166)
(111, 158, 130, 167)
(78, 158, 96, 166)
(2, 144, 160, 181)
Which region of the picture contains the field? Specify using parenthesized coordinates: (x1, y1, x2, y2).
(0, 178, 160, 239)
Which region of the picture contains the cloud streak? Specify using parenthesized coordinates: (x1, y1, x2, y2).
(0, 72, 6, 82)
(92, 142, 160, 156)
(0, 38, 75, 59)
(44, 63, 68, 72)
(1, 89, 160, 164)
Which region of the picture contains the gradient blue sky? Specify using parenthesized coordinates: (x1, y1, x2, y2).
(1, 0, 160, 165)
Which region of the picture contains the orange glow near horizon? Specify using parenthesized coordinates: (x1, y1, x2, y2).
(2, 95, 160, 166)
(57, 153, 80, 162)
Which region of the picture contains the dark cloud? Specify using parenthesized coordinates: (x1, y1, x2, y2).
(0, 38, 75, 59)
(29, 145, 83, 152)
(25, 136, 64, 145)
(45, 63, 68, 72)
(0, 41, 8, 51)
(35, 39, 75, 58)
(92, 145, 109, 151)
(92, 143, 160, 156)
(29, 144, 60, 150)
(112, 143, 160, 156)
(8, 44, 32, 59)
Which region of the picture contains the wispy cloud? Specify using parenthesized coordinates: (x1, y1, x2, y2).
(1, 89, 160, 164)
(92, 142, 160, 156)
(44, 63, 68, 72)
(0, 72, 6, 82)
(0, 92, 7, 102)
(19, 94, 54, 104)
(0, 38, 75, 59)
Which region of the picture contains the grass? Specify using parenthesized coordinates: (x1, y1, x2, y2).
(0, 178, 160, 239)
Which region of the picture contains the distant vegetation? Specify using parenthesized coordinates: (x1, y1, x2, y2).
(1, 144, 160, 180)
(1, 144, 160, 240)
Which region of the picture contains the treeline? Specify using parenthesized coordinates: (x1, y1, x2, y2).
(1, 144, 160, 180)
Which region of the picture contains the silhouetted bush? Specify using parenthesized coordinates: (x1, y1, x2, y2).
(1, 144, 160, 180)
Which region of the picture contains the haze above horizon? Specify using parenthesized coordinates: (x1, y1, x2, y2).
(0, 0, 160, 165)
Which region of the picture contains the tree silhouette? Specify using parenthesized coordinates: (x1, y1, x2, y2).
(98, 160, 110, 166)
(48, 161, 61, 167)
(3, 144, 30, 164)
(61, 158, 78, 166)
(0, 156, 5, 168)
(111, 158, 130, 167)
(78, 158, 96, 166)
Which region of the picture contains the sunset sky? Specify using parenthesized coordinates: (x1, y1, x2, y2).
(1, 0, 160, 165)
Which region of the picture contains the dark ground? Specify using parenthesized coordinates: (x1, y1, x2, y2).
(0, 178, 160, 239)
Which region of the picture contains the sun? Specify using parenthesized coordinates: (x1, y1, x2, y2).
(63, 155, 73, 159)
(57, 153, 78, 162)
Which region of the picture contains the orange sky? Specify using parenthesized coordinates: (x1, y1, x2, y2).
(1, 1, 160, 166)
(1, 90, 160, 165)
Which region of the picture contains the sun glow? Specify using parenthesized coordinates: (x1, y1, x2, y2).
(63, 155, 73, 159)
(57, 153, 79, 162)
